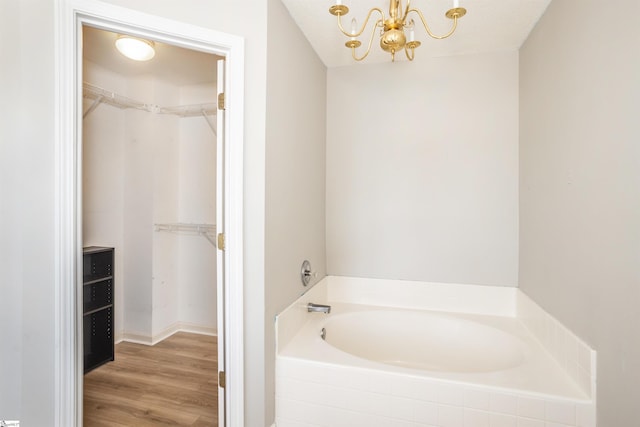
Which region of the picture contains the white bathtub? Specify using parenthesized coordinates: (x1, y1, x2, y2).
(276, 276, 597, 427)
(324, 308, 525, 374)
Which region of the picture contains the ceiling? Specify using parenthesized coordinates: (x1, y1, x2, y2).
(83, 26, 220, 86)
(280, 0, 553, 68)
(83, 1, 553, 76)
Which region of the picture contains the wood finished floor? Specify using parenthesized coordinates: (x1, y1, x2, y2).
(83, 332, 218, 427)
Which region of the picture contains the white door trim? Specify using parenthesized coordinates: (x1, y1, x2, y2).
(216, 58, 227, 424)
(54, 1, 245, 426)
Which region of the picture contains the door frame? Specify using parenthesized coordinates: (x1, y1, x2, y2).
(54, 1, 245, 426)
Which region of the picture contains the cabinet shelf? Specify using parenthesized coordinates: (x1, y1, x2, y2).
(83, 275, 114, 286)
(83, 304, 114, 317)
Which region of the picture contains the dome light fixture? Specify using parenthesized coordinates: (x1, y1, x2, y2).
(115, 35, 156, 61)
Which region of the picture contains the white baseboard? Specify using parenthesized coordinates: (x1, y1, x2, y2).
(175, 321, 218, 337)
(120, 322, 217, 346)
(121, 332, 155, 346)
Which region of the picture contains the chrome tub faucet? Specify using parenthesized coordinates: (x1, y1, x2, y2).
(307, 302, 331, 314)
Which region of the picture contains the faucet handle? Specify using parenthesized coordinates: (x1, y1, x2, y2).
(301, 260, 317, 286)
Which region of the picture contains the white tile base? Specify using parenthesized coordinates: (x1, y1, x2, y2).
(276, 357, 596, 427)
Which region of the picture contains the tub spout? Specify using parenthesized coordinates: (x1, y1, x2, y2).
(307, 302, 331, 314)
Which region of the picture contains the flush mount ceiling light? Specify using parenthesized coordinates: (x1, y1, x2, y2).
(329, 0, 466, 62)
(115, 35, 156, 61)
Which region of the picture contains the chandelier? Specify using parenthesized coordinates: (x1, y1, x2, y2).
(329, 0, 466, 62)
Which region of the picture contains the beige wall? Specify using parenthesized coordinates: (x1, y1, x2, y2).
(265, 0, 327, 423)
(519, 0, 640, 424)
(327, 52, 519, 287)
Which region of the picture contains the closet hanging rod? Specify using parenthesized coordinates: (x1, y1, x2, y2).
(154, 222, 215, 233)
(160, 104, 217, 118)
(83, 82, 150, 112)
(82, 82, 217, 118)
(154, 222, 217, 248)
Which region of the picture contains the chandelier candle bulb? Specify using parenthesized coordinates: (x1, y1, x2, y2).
(336, 0, 341, 5)
(453, 0, 460, 8)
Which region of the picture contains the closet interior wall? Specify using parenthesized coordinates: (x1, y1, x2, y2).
(82, 59, 217, 345)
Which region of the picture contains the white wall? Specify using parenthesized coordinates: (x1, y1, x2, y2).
(144, 77, 181, 338)
(178, 83, 218, 330)
(265, 0, 327, 423)
(82, 61, 126, 340)
(83, 61, 216, 342)
(120, 103, 155, 338)
(327, 52, 519, 287)
(0, 0, 23, 418)
(0, 1, 57, 424)
(519, 0, 640, 424)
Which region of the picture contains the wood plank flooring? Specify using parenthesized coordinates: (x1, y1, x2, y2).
(84, 332, 218, 427)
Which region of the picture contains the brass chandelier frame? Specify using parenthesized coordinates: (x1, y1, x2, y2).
(329, 0, 466, 62)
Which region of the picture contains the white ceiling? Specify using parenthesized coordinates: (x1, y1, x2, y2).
(83, 1, 553, 77)
(83, 26, 220, 86)
(281, 0, 553, 68)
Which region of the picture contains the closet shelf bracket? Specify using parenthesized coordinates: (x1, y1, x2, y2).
(201, 110, 217, 136)
(83, 95, 103, 119)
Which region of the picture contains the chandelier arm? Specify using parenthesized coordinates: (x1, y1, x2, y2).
(404, 46, 416, 61)
(351, 19, 382, 61)
(408, 8, 459, 39)
(402, 0, 411, 23)
(337, 7, 385, 38)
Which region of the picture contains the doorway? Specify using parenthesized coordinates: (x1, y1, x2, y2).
(54, 3, 245, 426)
(81, 25, 219, 425)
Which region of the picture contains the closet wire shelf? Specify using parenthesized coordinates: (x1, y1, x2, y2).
(83, 82, 217, 133)
(154, 223, 217, 248)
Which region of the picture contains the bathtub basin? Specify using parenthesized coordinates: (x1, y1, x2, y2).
(281, 302, 585, 399)
(323, 309, 525, 373)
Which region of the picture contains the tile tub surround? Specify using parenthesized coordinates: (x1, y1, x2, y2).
(275, 276, 597, 427)
(517, 292, 597, 400)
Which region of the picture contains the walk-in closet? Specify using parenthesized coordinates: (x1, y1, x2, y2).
(81, 25, 220, 426)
